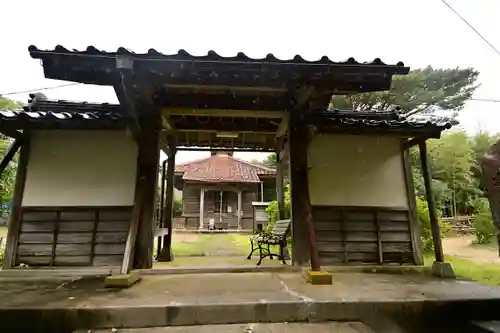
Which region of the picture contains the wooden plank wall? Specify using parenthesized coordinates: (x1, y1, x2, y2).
(16, 206, 132, 267)
(312, 206, 414, 265)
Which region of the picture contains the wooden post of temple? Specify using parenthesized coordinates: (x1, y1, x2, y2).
(419, 140, 455, 277)
(199, 188, 205, 229)
(156, 159, 167, 258)
(158, 137, 176, 262)
(276, 141, 286, 221)
(288, 109, 320, 271)
(132, 112, 161, 269)
(418, 140, 443, 262)
(237, 190, 242, 229)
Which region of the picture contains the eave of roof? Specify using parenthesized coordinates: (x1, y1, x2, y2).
(27, 45, 409, 95)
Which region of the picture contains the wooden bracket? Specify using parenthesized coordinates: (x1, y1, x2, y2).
(0, 138, 23, 177)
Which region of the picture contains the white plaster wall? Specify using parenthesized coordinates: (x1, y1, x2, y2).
(307, 134, 408, 208)
(23, 130, 138, 207)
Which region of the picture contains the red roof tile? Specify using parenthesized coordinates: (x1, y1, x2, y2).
(175, 154, 275, 183)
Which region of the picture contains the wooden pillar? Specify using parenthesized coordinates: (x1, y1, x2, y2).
(401, 143, 423, 265)
(3, 136, 30, 269)
(276, 147, 285, 220)
(199, 188, 205, 229)
(132, 112, 161, 269)
(237, 190, 242, 229)
(419, 140, 444, 262)
(156, 159, 167, 258)
(157, 138, 176, 262)
(288, 113, 320, 270)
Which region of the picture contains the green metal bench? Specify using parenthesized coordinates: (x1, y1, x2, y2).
(246, 219, 291, 265)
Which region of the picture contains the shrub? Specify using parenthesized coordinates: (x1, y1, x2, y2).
(416, 196, 450, 252)
(473, 198, 496, 244)
(265, 184, 290, 232)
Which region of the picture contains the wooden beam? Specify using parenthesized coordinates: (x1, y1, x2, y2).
(276, 146, 286, 221)
(0, 129, 23, 140)
(0, 138, 22, 177)
(121, 182, 144, 274)
(161, 115, 174, 132)
(156, 159, 167, 258)
(401, 141, 423, 265)
(132, 112, 161, 269)
(199, 188, 205, 229)
(2, 136, 30, 269)
(275, 114, 289, 138)
(402, 137, 422, 150)
(419, 140, 444, 262)
(237, 190, 242, 229)
(157, 137, 176, 262)
(163, 108, 286, 119)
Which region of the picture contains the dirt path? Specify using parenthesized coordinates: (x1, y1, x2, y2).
(443, 235, 500, 264)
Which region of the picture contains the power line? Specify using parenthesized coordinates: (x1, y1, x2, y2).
(0, 83, 81, 96)
(440, 0, 500, 57)
(470, 98, 500, 103)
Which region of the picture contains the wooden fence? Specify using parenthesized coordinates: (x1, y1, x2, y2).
(441, 215, 474, 234)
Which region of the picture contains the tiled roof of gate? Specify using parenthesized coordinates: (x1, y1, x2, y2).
(28, 45, 407, 68)
(175, 154, 275, 183)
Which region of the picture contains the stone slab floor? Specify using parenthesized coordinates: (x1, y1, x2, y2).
(83, 322, 374, 333)
(1, 271, 500, 308)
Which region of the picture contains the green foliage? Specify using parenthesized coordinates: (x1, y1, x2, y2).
(265, 184, 290, 231)
(410, 130, 490, 217)
(174, 196, 183, 216)
(0, 134, 17, 209)
(0, 97, 21, 111)
(473, 198, 496, 244)
(330, 66, 479, 118)
(470, 131, 500, 192)
(261, 154, 277, 169)
(416, 196, 450, 252)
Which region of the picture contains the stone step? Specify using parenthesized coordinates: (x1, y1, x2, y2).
(469, 321, 500, 332)
(76, 322, 376, 333)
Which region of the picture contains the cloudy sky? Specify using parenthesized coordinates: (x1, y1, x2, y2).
(1, 0, 499, 163)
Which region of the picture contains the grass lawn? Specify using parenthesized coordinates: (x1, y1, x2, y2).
(154, 232, 290, 267)
(424, 253, 500, 286)
(470, 240, 498, 251)
(0, 226, 7, 237)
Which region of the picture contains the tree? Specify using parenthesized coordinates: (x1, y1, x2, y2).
(330, 66, 479, 118)
(261, 154, 277, 169)
(470, 131, 500, 192)
(0, 97, 21, 212)
(0, 96, 21, 111)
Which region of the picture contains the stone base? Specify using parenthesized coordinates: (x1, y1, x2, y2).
(104, 273, 141, 288)
(306, 270, 333, 285)
(431, 261, 456, 279)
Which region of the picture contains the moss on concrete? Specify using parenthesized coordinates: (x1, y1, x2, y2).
(306, 270, 333, 285)
(104, 273, 141, 288)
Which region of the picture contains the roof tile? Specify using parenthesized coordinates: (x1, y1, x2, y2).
(176, 154, 275, 183)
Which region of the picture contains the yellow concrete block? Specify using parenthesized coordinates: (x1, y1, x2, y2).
(105, 273, 141, 288)
(306, 270, 333, 285)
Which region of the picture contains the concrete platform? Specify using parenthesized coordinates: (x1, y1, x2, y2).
(1, 272, 500, 332)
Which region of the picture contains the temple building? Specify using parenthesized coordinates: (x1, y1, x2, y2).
(174, 152, 276, 231)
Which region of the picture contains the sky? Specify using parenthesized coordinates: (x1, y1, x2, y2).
(1, 0, 499, 164)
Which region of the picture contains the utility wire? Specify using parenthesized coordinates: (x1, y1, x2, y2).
(0, 83, 80, 96)
(440, 0, 500, 57)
